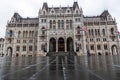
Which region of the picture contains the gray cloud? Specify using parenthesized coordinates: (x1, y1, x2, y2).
(0, 0, 120, 38)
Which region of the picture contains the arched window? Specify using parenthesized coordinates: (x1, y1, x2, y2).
(23, 46, 26, 51)
(23, 31, 25, 37)
(61, 20, 64, 29)
(91, 29, 94, 36)
(70, 20, 72, 29)
(58, 20, 60, 29)
(53, 20, 56, 29)
(89, 29, 91, 36)
(98, 29, 100, 36)
(18, 31, 21, 37)
(102, 29, 105, 36)
(32, 31, 34, 37)
(29, 31, 32, 37)
(111, 28, 114, 34)
(77, 26, 80, 34)
(49, 20, 52, 29)
(26, 31, 28, 37)
(95, 29, 97, 36)
(16, 46, 20, 51)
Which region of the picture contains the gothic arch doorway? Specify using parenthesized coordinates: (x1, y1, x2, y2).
(67, 37, 73, 51)
(49, 38, 56, 52)
(58, 37, 64, 51)
(7, 47, 12, 56)
(111, 45, 118, 55)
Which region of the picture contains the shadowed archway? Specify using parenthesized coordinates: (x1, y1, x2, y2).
(67, 37, 73, 51)
(58, 37, 64, 51)
(49, 38, 56, 52)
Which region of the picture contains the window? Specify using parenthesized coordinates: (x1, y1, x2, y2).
(89, 29, 91, 36)
(23, 46, 26, 51)
(91, 29, 94, 36)
(91, 45, 94, 50)
(16, 46, 20, 51)
(102, 29, 105, 36)
(95, 29, 97, 36)
(17, 40, 20, 43)
(97, 45, 101, 50)
(29, 40, 33, 43)
(29, 45, 33, 51)
(61, 20, 64, 29)
(49, 20, 52, 29)
(70, 20, 72, 29)
(111, 28, 114, 34)
(96, 38, 100, 42)
(35, 46, 37, 51)
(104, 44, 108, 50)
(103, 38, 107, 41)
(58, 20, 60, 29)
(18, 31, 21, 37)
(23, 40, 26, 43)
(98, 29, 100, 36)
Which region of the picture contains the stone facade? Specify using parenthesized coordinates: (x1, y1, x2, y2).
(0, 38, 4, 56)
(4, 2, 120, 56)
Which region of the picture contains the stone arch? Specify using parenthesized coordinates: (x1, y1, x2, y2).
(49, 37, 56, 52)
(58, 37, 64, 51)
(67, 37, 73, 51)
(98, 52, 101, 55)
(111, 45, 118, 55)
(7, 47, 13, 56)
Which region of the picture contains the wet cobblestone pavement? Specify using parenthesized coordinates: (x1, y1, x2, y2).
(0, 55, 120, 80)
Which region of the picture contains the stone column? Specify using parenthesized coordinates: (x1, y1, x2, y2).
(56, 38, 58, 52)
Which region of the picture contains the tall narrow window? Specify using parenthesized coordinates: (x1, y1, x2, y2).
(58, 20, 60, 29)
(70, 20, 72, 29)
(102, 29, 105, 36)
(111, 28, 114, 34)
(29, 45, 33, 51)
(18, 31, 21, 37)
(49, 20, 52, 29)
(95, 29, 97, 36)
(23, 46, 26, 51)
(16, 46, 20, 51)
(91, 29, 94, 36)
(98, 29, 100, 36)
(61, 20, 64, 29)
(23, 31, 25, 37)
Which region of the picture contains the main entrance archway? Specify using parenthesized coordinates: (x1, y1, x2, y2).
(67, 37, 73, 51)
(49, 38, 56, 52)
(58, 38, 64, 51)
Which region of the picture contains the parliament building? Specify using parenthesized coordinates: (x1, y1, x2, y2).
(4, 2, 120, 56)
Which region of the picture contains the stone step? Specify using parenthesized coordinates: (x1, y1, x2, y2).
(46, 52, 77, 56)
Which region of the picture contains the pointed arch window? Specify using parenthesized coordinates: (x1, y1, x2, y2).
(49, 20, 52, 29)
(18, 31, 21, 37)
(102, 29, 105, 36)
(61, 20, 64, 29)
(58, 20, 60, 29)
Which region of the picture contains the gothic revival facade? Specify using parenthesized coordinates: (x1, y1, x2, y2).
(4, 2, 120, 56)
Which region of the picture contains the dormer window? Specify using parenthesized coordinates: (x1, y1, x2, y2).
(52, 10, 54, 14)
(76, 10, 78, 14)
(67, 10, 70, 13)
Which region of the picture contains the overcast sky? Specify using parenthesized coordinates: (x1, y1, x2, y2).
(0, 0, 120, 38)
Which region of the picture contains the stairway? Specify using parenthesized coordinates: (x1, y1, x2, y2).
(46, 51, 77, 56)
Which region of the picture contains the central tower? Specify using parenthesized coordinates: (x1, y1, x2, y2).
(38, 2, 87, 55)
